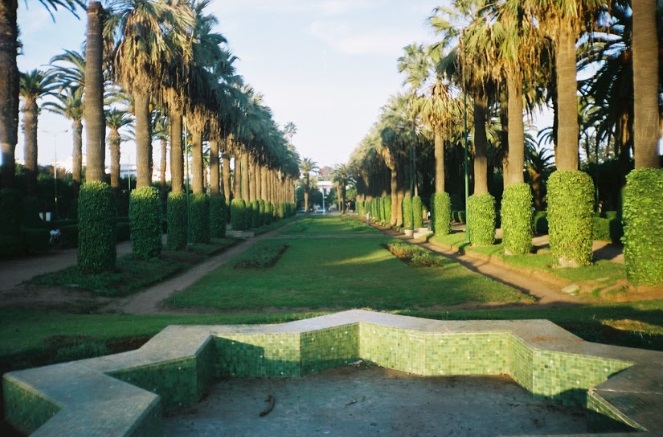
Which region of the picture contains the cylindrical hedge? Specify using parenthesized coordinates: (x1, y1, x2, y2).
(412, 196, 423, 229)
(230, 198, 247, 230)
(265, 202, 274, 224)
(209, 195, 227, 238)
(501, 183, 533, 255)
(189, 193, 210, 243)
(129, 186, 162, 259)
(167, 192, 187, 250)
(382, 196, 392, 224)
(623, 168, 663, 285)
(0, 189, 24, 257)
(78, 181, 116, 272)
(467, 193, 496, 246)
(432, 192, 451, 236)
(547, 170, 594, 267)
(402, 196, 413, 229)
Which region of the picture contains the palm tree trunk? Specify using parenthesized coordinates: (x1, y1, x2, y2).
(159, 136, 167, 200)
(249, 158, 257, 202)
(209, 138, 220, 195)
(0, 0, 19, 189)
(83, 1, 106, 182)
(506, 71, 525, 184)
(241, 152, 249, 201)
(554, 27, 579, 171)
(233, 155, 241, 200)
(22, 99, 38, 195)
(109, 130, 121, 191)
(632, 0, 661, 169)
(72, 119, 83, 196)
(473, 96, 489, 194)
(191, 127, 204, 194)
(260, 165, 268, 201)
(134, 93, 151, 188)
(434, 128, 445, 193)
(222, 152, 231, 199)
(169, 109, 183, 194)
(390, 166, 398, 226)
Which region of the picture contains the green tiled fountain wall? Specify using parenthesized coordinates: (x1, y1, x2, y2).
(2, 377, 60, 435)
(109, 339, 216, 411)
(3, 320, 636, 435)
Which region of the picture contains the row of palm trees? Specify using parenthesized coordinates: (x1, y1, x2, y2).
(348, 0, 662, 286)
(1, 1, 302, 270)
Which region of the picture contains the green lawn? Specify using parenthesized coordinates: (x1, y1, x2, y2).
(1, 215, 662, 378)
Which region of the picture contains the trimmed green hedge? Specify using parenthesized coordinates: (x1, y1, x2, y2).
(382, 196, 392, 224)
(623, 168, 663, 285)
(230, 198, 247, 230)
(547, 170, 594, 267)
(593, 213, 623, 243)
(78, 181, 116, 273)
(501, 183, 533, 255)
(264, 202, 274, 225)
(467, 193, 496, 246)
(190, 194, 210, 244)
(129, 186, 162, 259)
(0, 189, 24, 257)
(167, 192, 187, 250)
(432, 192, 451, 236)
(209, 195, 227, 238)
(402, 196, 413, 229)
(412, 196, 423, 229)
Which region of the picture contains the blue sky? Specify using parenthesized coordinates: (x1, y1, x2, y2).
(17, 0, 445, 170)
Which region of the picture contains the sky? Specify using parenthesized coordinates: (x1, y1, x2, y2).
(16, 0, 446, 171)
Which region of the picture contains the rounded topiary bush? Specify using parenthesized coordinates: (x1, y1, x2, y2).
(547, 170, 594, 267)
(167, 192, 187, 250)
(623, 168, 663, 285)
(129, 186, 162, 259)
(412, 196, 423, 229)
(501, 183, 533, 255)
(209, 195, 227, 238)
(190, 193, 210, 243)
(265, 202, 274, 224)
(249, 200, 260, 228)
(230, 198, 247, 230)
(467, 193, 496, 246)
(382, 196, 392, 224)
(0, 189, 24, 257)
(78, 181, 116, 273)
(432, 192, 451, 236)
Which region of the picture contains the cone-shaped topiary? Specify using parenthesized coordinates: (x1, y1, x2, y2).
(413, 196, 423, 229)
(209, 195, 227, 238)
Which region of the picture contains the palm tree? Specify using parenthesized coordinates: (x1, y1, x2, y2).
(46, 50, 86, 194)
(332, 163, 350, 213)
(19, 69, 56, 195)
(106, 108, 133, 192)
(299, 157, 319, 213)
(108, 0, 195, 188)
(84, 1, 106, 182)
(0, 0, 84, 189)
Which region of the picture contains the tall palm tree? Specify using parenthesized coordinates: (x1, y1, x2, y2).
(84, 1, 106, 182)
(106, 108, 133, 192)
(299, 157, 318, 213)
(47, 50, 86, 194)
(43, 87, 84, 194)
(332, 163, 350, 213)
(19, 69, 56, 195)
(108, 0, 195, 188)
(0, 0, 84, 188)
